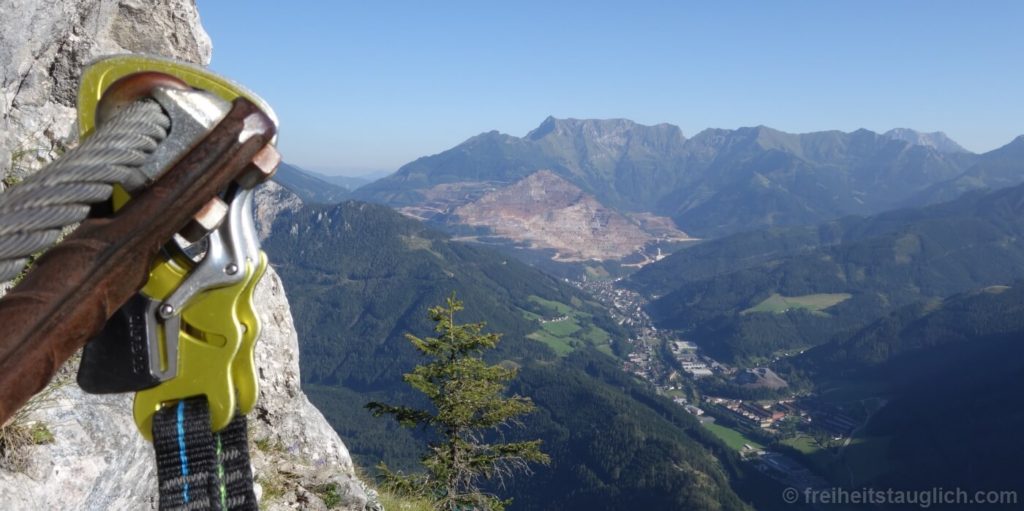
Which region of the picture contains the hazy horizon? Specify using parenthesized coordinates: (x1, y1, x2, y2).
(198, 1, 1024, 175)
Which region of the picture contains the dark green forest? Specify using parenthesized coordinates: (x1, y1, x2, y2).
(504, 351, 772, 511)
(263, 200, 762, 510)
(775, 284, 1024, 498)
(629, 182, 1024, 363)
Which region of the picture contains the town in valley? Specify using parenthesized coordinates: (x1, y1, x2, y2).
(568, 276, 877, 492)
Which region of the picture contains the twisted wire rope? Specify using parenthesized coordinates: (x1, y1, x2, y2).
(0, 100, 170, 281)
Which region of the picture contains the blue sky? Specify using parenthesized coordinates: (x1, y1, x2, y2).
(197, 1, 1024, 176)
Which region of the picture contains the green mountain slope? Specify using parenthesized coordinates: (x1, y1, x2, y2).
(272, 162, 351, 204)
(801, 283, 1024, 377)
(262, 200, 757, 509)
(631, 182, 1024, 363)
(300, 167, 379, 191)
(625, 223, 848, 297)
(657, 126, 971, 237)
(913, 136, 1024, 204)
(784, 284, 1024, 498)
(505, 351, 758, 511)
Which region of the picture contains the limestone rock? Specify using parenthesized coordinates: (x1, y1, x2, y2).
(0, 0, 211, 185)
(254, 180, 304, 241)
(0, 363, 158, 510)
(249, 268, 379, 511)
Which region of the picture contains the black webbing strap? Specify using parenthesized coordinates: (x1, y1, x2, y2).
(154, 397, 217, 510)
(153, 397, 257, 510)
(215, 412, 258, 510)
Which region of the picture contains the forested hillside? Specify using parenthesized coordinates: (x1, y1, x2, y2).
(629, 182, 1024, 363)
(272, 162, 351, 204)
(263, 200, 762, 510)
(505, 351, 762, 511)
(774, 284, 1024, 497)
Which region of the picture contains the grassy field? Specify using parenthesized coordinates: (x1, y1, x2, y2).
(377, 491, 433, 511)
(781, 435, 823, 454)
(527, 330, 575, 356)
(584, 265, 611, 280)
(780, 435, 838, 479)
(524, 295, 614, 357)
(781, 433, 892, 486)
(519, 308, 541, 322)
(659, 388, 688, 399)
(703, 422, 764, 452)
(742, 293, 852, 316)
(541, 318, 581, 337)
(528, 295, 573, 315)
(581, 325, 609, 344)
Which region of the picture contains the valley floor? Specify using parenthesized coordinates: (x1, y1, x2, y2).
(568, 276, 889, 506)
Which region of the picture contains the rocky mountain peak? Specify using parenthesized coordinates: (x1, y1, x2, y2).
(524, 115, 684, 149)
(744, 125, 802, 152)
(528, 116, 631, 137)
(518, 117, 689, 187)
(884, 128, 970, 154)
(526, 116, 685, 145)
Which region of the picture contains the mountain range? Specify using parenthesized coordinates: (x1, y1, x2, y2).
(910, 135, 1024, 204)
(352, 118, 1024, 262)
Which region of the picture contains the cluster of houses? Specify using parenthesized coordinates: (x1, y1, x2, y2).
(668, 340, 736, 378)
(570, 278, 673, 384)
(624, 347, 660, 381)
(538, 314, 569, 323)
(702, 397, 859, 438)
(573, 278, 648, 329)
(708, 398, 801, 428)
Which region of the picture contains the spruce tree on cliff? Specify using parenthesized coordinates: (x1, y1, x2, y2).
(366, 294, 549, 511)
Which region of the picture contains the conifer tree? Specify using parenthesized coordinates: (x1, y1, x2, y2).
(366, 294, 549, 511)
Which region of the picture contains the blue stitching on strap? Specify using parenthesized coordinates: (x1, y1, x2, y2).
(177, 401, 190, 503)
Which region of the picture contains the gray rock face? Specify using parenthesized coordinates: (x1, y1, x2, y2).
(250, 269, 378, 511)
(0, 1, 373, 509)
(0, 0, 211, 185)
(254, 180, 304, 240)
(0, 364, 159, 510)
(883, 128, 970, 154)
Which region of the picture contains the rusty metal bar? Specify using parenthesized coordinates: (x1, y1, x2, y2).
(0, 97, 277, 425)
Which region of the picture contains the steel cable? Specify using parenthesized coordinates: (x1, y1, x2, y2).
(0, 100, 170, 281)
